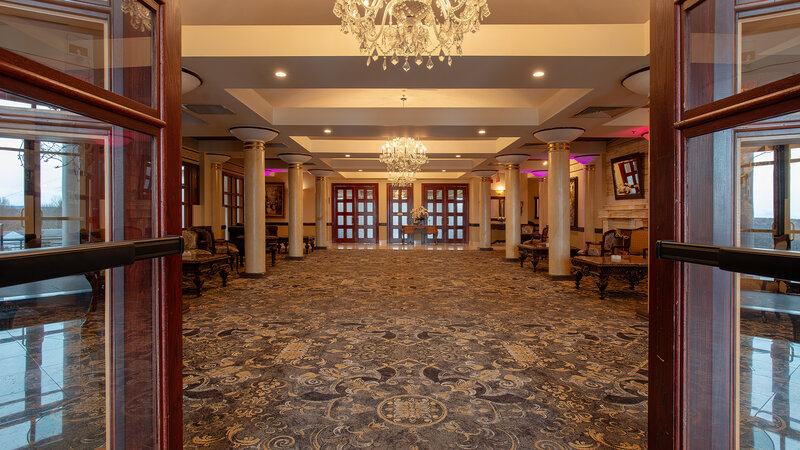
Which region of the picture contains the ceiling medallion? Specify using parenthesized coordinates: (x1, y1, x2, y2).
(333, 0, 490, 71)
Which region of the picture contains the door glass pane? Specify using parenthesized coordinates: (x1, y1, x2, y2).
(358, 216, 364, 226)
(393, 216, 398, 226)
(448, 203, 454, 213)
(686, 116, 800, 447)
(0, 99, 159, 447)
(337, 189, 344, 199)
(457, 216, 463, 226)
(346, 216, 353, 225)
(393, 203, 399, 213)
(367, 203, 373, 213)
(346, 190, 352, 200)
(437, 190, 443, 200)
(367, 216, 373, 226)
(337, 202, 344, 213)
(392, 229, 398, 239)
(346, 229, 352, 238)
(346, 203, 352, 213)
(457, 202, 464, 213)
(401, 204, 408, 213)
(739, 8, 800, 93)
(401, 190, 407, 200)
(0, 1, 156, 106)
(367, 228, 373, 239)
(448, 229, 454, 239)
(337, 215, 344, 226)
(358, 229, 364, 239)
(357, 202, 364, 213)
(338, 229, 344, 239)
(358, 189, 364, 199)
(392, 190, 399, 200)
(457, 229, 463, 239)
(366, 189, 373, 200)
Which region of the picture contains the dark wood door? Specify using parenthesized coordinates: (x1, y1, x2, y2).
(0, 0, 182, 446)
(651, 0, 800, 447)
(421, 184, 469, 244)
(332, 183, 378, 243)
(388, 186, 413, 243)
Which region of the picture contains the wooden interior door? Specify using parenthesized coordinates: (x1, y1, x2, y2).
(422, 184, 469, 244)
(388, 186, 413, 243)
(0, 0, 183, 447)
(651, 0, 800, 447)
(332, 183, 378, 243)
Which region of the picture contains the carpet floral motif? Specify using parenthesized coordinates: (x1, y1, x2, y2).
(183, 249, 650, 449)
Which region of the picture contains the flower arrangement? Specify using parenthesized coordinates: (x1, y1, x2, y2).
(411, 205, 429, 224)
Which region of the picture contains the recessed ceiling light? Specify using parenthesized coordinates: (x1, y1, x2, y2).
(455, 154, 461, 158)
(324, 129, 332, 134)
(543, 161, 548, 165)
(442, 169, 446, 172)
(345, 154, 351, 157)
(532, 71, 545, 78)
(358, 169, 363, 172)
(478, 129, 486, 135)
(275, 71, 287, 78)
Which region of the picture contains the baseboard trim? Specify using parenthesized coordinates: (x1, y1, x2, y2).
(550, 274, 574, 281)
(478, 247, 494, 251)
(240, 273, 264, 279)
(505, 258, 520, 263)
(285, 256, 304, 261)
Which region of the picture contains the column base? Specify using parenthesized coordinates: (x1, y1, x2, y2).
(504, 257, 520, 263)
(241, 272, 264, 279)
(286, 256, 304, 261)
(478, 247, 494, 251)
(550, 274, 574, 281)
(314, 246, 328, 250)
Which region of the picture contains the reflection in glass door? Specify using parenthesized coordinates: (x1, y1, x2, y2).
(388, 186, 412, 244)
(332, 184, 378, 244)
(422, 184, 469, 244)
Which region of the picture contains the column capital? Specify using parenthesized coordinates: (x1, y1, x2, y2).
(242, 141, 265, 152)
(585, 164, 597, 172)
(288, 162, 303, 169)
(546, 142, 571, 153)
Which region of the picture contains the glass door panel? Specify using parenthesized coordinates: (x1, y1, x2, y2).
(387, 186, 412, 244)
(681, 116, 800, 447)
(0, 93, 160, 447)
(0, 0, 156, 106)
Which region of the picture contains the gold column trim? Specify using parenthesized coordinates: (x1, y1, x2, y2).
(243, 141, 266, 152)
(547, 142, 570, 152)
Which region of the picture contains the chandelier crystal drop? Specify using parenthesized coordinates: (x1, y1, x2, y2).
(333, 0, 490, 71)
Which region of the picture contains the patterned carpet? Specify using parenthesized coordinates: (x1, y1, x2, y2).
(182, 249, 649, 449)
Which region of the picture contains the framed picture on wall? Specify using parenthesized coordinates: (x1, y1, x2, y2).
(265, 182, 285, 218)
(569, 177, 578, 228)
(610, 153, 645, 200)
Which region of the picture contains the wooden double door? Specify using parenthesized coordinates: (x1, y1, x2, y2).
(332, 183, 379, 243)
(387, 186, 413, 243)
(421, 184, 469, 244)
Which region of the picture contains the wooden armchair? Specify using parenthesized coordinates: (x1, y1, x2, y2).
(626, 227, 648, 258)
(584, 230, 625, 256)
(524, 226, 548, 244)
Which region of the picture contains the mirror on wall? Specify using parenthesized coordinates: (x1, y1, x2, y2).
(491, 196, 505, 220)
(610, 153, 645, 200)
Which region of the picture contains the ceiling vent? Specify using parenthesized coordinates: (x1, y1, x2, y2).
(571, 106, 631, 119)
(183, 104, 234, 115)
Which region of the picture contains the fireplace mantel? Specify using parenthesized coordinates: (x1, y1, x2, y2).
(598, 204, 648, 232)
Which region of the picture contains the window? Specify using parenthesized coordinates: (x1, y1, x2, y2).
(222, 172, 244, 232)
(181, 162, 199, 228)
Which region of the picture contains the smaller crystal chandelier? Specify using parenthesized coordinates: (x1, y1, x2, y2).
(387, 170, 416, 187)
(333, 0, 491, 71)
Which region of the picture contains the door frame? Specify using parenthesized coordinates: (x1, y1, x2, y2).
(0, 0, 183, 446)
(650, 0, 800, 447)
(331, 183, 379, 244)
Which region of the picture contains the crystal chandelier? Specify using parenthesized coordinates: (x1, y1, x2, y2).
(380, 137, 428, 171)
(333, 0, 491, 71)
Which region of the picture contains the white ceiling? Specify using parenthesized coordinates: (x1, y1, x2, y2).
(181, 0, 651, 178)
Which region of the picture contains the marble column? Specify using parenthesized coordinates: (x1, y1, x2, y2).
(230, 126, 279, 278)
(496, 155, 530, 261)
(534, 128, 584, 279)
(583, 164, 597, 246)
(472, 170, 497, 251)
(309, 169, 334, 249)
(279, 154, 312, 260)
(205, 153, 230, 239)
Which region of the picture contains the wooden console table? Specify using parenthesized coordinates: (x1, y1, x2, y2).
(182, 254, 230, 297)
(401, 225, 438, 244)
(571, 255, 648, 299)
